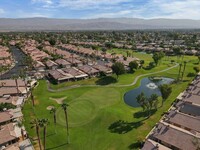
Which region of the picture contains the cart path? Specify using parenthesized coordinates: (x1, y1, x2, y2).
(47, 63, 179, 92)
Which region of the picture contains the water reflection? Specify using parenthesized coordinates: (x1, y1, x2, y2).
(124, 77, 174, 107)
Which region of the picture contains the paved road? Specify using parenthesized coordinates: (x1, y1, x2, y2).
(47, 63, 179, 92)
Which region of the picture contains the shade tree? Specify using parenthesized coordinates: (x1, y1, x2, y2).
(159, 84, 172, 107)
(111, 62, 125, 79)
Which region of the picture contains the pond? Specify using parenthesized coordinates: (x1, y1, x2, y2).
(124, 77, 174, 107)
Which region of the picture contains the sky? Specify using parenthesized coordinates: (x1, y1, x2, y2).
(0, 0, 200, 19)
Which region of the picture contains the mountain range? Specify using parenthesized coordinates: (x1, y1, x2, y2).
(1, 18, 200, 31)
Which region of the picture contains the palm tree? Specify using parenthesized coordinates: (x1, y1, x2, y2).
(136, 92, 146, 111)
(181, 61, 187, 81)
(144, 100, 151, 117)
(159, 84, 172, 107)
(177, 63, 182, 81)
(149, 94, 159, 110)
(30, 86, 35, 106)
(61, 103, 70, 144)
(50, 107, 57, 134)
(39, 118, 50, 150)
(30, 118, 42, 150)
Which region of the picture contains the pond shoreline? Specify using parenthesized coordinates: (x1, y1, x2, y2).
(124, 77, 174, 107)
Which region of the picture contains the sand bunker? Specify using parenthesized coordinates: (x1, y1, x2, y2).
(47, 106, 54, 110)
(49, 97, 67, 104)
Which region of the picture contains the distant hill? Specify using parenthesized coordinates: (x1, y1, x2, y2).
(1, 18, 200, 31)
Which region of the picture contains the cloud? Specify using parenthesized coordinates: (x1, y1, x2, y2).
(31, 0, 53, 5)
(0, 8, 5, 14)
(146, 0, 200, 19)
(86, 10, 141, 19)
(84, 0, 200, 19)
(37, 0, 132, 10)
(15, 10, 51, 18)
(58, 0, 131, 9)
(4, 0, 200, 19)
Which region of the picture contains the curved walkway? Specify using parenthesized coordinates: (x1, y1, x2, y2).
(47, 63, 179, 92)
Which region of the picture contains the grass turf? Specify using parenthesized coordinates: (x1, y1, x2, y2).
(22, 53, 198, 150)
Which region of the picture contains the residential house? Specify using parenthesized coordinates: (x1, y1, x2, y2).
(0, 123, 22, 148)
(93, 64, 112, 74)
(62, 67, 88, 80)
(66, 58, 83, 67)
(149, 122, 198, 150)
(78, 65, 99, 77)
(45, 60, 58, 70)
(142, 139, 171, 150)
(48, 69, 74, 83)
(55, 59, 71, 68)
(34, 61, 45, 72)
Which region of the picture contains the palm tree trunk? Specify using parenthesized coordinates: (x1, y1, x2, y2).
(64, 110, 69, 144)
(182, 54, 184, 60)
(43, 127, 46, 150)
(54, 114, 57, 134)
(181, 62, 187, 81)
(36, 126, 42, 150)
(148, 106, 151, 118)
(30, 88, 35, 106)
(21, 129, 24, 140)
(177, 64, 182, 81)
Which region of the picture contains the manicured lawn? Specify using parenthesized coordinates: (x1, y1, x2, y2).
(49, 61, 175, 89)
(50, 52, 198, 90)
(22, 55, 198, 150)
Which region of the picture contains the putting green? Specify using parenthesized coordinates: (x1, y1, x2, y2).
(75, 88, 121, 109)
(56, 100, 96, 127)
(56, 88, 120, 127)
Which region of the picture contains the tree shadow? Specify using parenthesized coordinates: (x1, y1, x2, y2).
(133, 109, 157, 119)
(46, 133, 56, 138)
(143, 66, 154, 70)
(128, 141, 143, 150)
(193, 62, 199, 65)
(143, 67, 151, 70)
(187, 72, 196, 77)
(182, 79, 190, 82)
(108, 120, 144, 134)
(48, 78, 58, 85)
(127, 70, 135, 74)
(95, 76, 117, 85)
(46, 143, 68, 150)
